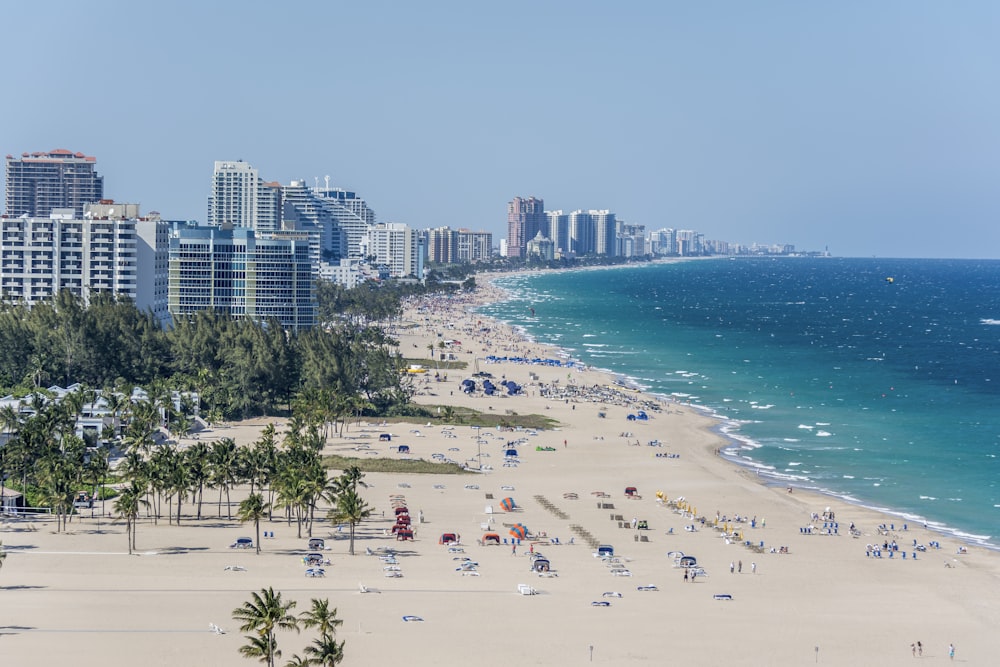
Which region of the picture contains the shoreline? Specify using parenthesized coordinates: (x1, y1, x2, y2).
(479, 266, 1000, 551)
(1, 274, 998, 665)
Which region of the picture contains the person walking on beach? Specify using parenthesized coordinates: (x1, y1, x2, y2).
(738, 560, 742, 573)
(911, 643, 916, 657)
(730, 561, 735, 574)
(948, 643, 955, 660)
(511, 543, 517, 556)
(917, 641, 922, 656)
(751, 562, 757, 574)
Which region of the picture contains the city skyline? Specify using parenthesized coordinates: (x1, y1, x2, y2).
(4, 2, 999, 259)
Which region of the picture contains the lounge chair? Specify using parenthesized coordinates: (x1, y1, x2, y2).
(602, 591, 622, 598)
(359, 583, 381, 594)
(401, 615, 424, 622)
(591, 601, 611, 607)
(713, 594, 733, 601)
(637, 584, 658, 592)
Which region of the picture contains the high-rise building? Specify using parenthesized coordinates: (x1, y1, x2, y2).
(455, 229, 493, 262)
(546, 210, 570, 255)
(5, 149, 104, 218)
(207, 161, 281, 232)
(168, 223, 315, 331)
(506, 196, 545, 258)
(427, 227, 457, 264)
(314, 187, 376, 259)
(135, 214, 171, 324)
(363, 223, 417, 278)
(1, 203, 137, 306)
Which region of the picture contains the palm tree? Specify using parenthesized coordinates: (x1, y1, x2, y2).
(301, 597, 341, 635)
(283, 655, 310, 667)
(232, 587, 299, 667)
(303, 633, 345, 666)
(114, 481, 149, 554)
(0, 540, 6, 571)
(237, 493, 269, 555)
(210, 437, 239, 518)
(239, 632, 280, 665)
(328, 484, 371, 556)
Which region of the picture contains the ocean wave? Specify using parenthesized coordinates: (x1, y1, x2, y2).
(782, 438, 800, 442)
(815, 431, 832, 437)
(980, 318, 1000, 325)
(798, 424, 814, 430)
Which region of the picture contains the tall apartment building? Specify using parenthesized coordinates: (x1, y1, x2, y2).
(455, 229, 492, 262)
(135, 214, 171, 324)
(617, 222, 647, 258)
(168, 224, 315, 331)
(0, 202, 137, 306)
(426, 227, 457, 264)
(546, 211, 570, 255)
(5, 149, 104, 218)
(363, 223, 417, 278)
(207, 161, 281, 232)
(506, 196, 545, 258)
(313, 187, 376, 259)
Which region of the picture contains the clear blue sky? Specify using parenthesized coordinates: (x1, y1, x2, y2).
(5, 1, 999, 258)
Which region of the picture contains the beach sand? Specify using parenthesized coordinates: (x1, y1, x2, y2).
(2, 280, 999, 665)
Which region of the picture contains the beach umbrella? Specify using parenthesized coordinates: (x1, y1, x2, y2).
(500, 497, 516, 511)
(509, 524, 527, 539)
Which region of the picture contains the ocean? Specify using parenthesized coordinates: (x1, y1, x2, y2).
(477, 258, 1000, 547)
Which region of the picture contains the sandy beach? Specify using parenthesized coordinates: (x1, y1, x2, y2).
(3, 279, 999, 665)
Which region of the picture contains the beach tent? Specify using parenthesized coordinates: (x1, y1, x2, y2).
(597, 545, 615, 557)
(395, 514, 411, 526)
(394, 506, 409, 515)
(396, 528, 413, 541)
(505, 449, 519, 458)
(379, 433, 392, 441)
(308, 538, 326, 550)
(637, 410, 648, 420)
(679, 555, 697, 567)
(532, 558, 551, 573)
(500, 497, 516, 512)
(439, 533, 460, 545)
(482, 533, 501, 545)
(625, 487, 638, 497)
(397, 444, 410, 454)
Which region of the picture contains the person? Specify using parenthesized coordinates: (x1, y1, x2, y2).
(751, 561, 757, 574)
(917, 641, 922, 656)
(730, 561, 735, 574)
(683, 570, 689, 583)
(738, 560, 742, 573)
(948, 643, 954, 660)
(511, 543, 517, 556)
(911, 643, 916, 657)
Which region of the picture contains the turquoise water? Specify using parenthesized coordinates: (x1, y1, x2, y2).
(478, 258, 1000, 547)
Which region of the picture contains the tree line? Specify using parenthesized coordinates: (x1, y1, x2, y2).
(0, 279, 473, 421)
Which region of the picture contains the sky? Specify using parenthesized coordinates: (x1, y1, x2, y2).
(4, 1, 999, 258)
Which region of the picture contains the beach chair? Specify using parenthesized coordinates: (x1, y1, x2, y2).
(713, 594, 733, 601)
(359, 583, 380, 594)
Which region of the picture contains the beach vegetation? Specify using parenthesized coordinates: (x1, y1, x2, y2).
(327, 470, 373, 555)
(232, 587, 299, 667)
(237, 492, 270, 555)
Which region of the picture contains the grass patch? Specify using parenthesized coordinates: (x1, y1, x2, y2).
(322, 454, 472, 475)
(390, 406, 559, 430)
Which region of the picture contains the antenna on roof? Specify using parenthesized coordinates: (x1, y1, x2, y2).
(313, 177, 319, 190)
(325, 175, 330, 190)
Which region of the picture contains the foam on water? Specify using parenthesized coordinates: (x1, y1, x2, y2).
(480, 258, 1000, 547)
